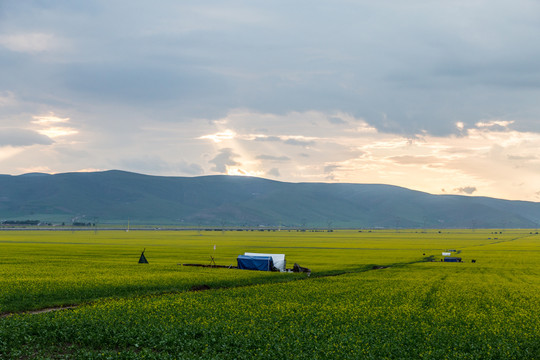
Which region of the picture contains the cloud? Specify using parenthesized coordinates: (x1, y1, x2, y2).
(0, 91, 16, 107)
(324, 164, 340, 173)
(61, 62, 230, 107)
(252, 134, 315, 147)
(324, 164, 342, 181)
(388, 155, 441, 165)
(209, 148, 240, 173)
(256, 155, 290, 162)
(2, 1, 540, 136)
(115, 156, 172, 174)
(177, 161, 204, 175)
(12, 6, 540, 129)
(284, 138, 315, 147)
(0, 129, 53, 147)
(31, 114, 78, 138)
(0, 33, 63, 53)
(199, 130, 236, 143)
(2, 2, 540, 200)
(31, 114, 70, 125)
(328, 116, 347, 125)
(507, 154, 537, 161)
(266, 168, 280, 177)
(113, 157, 202, 176)
(254, 136, 282, 142)
(475, 120, 514, 131)
(454, 186, 477, 195)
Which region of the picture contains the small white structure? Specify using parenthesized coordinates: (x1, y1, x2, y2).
(442, 252, 451, 256)
(244, 252, 286, 272)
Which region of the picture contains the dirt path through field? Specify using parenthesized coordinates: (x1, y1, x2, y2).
(1, 305, 78, 318)
(1, 257, 432, 319)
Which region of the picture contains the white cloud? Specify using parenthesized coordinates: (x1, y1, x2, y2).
(0, 146, 24, 162)
(31, 114, 78, 138)
(32, 114, 70, 125)
(199, 130, 236, 143)
(194, 109, 540, 200)
(16, 165, 55, 174)
(190, 110, 540, 200)
(2, 105, 538, 200)
(475, 120, 514, 129)
(387, 155, 442, 165)
(74, 168, 106, 173)
(227, 167, 264, 177)
(36, 127, 78, 138)
(0, 33, 64, 53)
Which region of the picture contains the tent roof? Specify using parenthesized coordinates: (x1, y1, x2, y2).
(244, 252, 286, 271)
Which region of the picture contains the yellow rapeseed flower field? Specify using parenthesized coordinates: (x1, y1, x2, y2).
(0, 229, 539, 358)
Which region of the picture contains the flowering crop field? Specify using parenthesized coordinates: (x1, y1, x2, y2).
(1, 229, 539, 359)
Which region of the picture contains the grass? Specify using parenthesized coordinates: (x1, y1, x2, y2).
(0, 229, 539, 358)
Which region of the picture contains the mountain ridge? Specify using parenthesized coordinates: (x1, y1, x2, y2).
(1, 170, 539, 228)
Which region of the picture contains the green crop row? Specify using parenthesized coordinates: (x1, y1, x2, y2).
(1, 230, 539, 358)
(2, 250, 539, 359)
(1, 229, 536, 313)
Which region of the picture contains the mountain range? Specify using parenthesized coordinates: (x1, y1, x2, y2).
(1, 170, 540, 228)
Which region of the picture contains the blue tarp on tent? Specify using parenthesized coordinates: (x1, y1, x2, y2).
(443, 257, 462, 262)
(237, 255, 274, 271)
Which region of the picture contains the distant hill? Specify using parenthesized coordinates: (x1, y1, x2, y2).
(1, 170, 540, 228)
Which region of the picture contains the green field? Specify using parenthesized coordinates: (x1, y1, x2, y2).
(1, 230, 539, 359)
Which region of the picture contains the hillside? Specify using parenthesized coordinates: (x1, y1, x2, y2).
(1, 170, 539, 228)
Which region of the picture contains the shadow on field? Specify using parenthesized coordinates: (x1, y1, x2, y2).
(2, 255, 435, 318)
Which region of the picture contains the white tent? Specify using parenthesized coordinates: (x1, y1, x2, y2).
(244, 252, 286, 272)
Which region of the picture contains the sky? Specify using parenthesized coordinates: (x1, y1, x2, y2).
(1, 1, 540, 201)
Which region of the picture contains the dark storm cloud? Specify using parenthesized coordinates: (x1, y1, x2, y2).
(61, 63, 230, 104)
(2, 1, 540, 134)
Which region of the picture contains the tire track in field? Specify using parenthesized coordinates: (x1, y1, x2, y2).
(460, 233, 535, 250)
(421, 274, 448, 310)
(1, 256, 434, 318)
